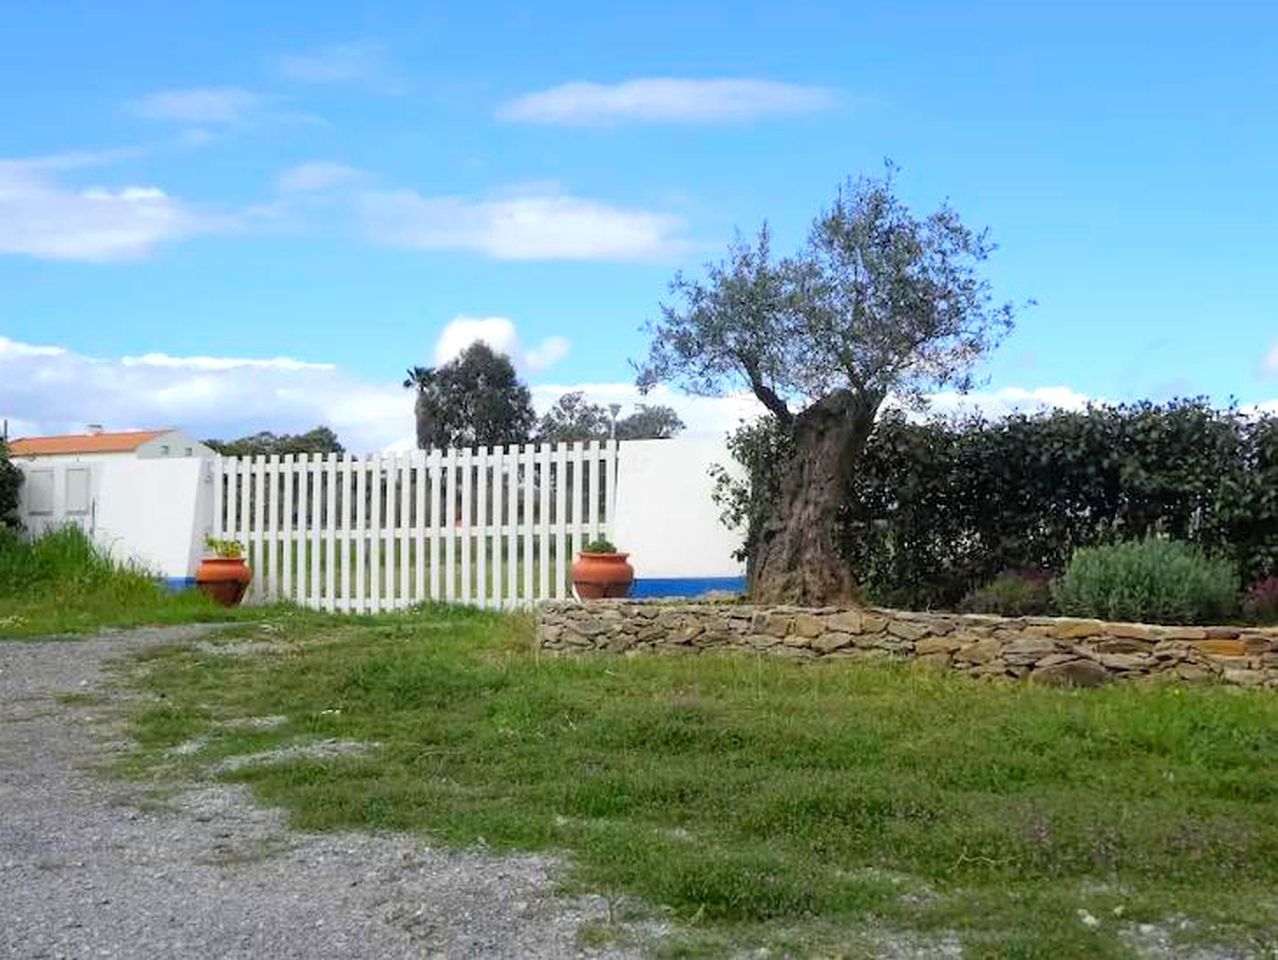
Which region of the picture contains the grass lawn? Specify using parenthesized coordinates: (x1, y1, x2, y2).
(119, 608, 1278, 957)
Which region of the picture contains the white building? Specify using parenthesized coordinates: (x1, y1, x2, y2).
(9, 427, 216, 584)
(7, 426, 212, 464)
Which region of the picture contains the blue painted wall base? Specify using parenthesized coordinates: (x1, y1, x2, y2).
(163, 577, 196, 592)
(630, 576, 746, 599)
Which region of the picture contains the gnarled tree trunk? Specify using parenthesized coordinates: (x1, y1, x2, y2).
(749, 392, 877, 605)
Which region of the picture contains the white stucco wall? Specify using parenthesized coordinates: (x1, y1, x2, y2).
(16, 458, 214, 580)
(611, 438, 746, 580)
(12, 451, 135, 466)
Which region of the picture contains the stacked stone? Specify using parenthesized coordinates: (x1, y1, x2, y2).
(536, 601, 1278, 688)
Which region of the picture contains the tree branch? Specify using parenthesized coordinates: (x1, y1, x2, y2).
(742, 356, 793, 425)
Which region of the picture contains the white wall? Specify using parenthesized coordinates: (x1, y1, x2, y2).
(612, 438, 745, 580)
(16, 458, 214, 581)
(12, 451, 134, 466)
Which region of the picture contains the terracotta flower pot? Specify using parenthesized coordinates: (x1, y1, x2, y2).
(195, 557, 251, 607)
(571, 551, 635, 600)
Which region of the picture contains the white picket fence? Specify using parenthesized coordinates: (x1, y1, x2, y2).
(211, 441, 618, 611)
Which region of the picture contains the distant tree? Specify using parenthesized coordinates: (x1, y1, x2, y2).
(206, 426, 345, 458)
(0, 438, 21, 527)
(536, 391, 686, 443)
(404, 342, 535, 449)
(616, 404, 685, 441)
(639, 165, 1020, 604)
(536, 392, 612, 443)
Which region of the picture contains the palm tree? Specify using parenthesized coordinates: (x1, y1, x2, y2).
(403, 366, 435, 450)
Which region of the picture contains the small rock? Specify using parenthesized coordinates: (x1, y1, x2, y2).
(916, 636, 963, 655)
(954, 638, 1002, 664)
(812, 632, 854, 653)
(1031, 659, 1111, 688)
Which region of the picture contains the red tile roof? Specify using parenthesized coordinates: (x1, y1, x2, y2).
(7, 429, 171, 456)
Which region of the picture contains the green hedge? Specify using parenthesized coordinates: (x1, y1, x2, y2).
(718, 400, 1278, 610)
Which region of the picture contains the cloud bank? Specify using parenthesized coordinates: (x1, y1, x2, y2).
(2, 333, 1153, 458)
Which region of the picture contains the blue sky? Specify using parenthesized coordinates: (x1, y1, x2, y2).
(2, 0, 1276, 449)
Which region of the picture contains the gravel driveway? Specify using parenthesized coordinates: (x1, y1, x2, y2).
(0, 627, 650, 959)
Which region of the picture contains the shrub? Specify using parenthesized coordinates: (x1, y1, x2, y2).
(960, 571, 1053, 616)
(1051, 538, 1238, 625)
(1242, 577, 1278, 624)
(0, 438, 20, 528)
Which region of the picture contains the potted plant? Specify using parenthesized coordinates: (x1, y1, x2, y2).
(196, 536, 252, 607)
(571, 537, 635, 600)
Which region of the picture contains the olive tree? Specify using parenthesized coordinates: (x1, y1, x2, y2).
(639, 167, 1018, 603)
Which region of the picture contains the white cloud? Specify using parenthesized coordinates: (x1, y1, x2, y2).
(359, 188, 683, 260)
(432, 316, 571, 373)
(1261, 342, 1278, 377)
(277, 42, 395, 87)
(910, 386, 1095, 420)
(497, 77, 836, 125)
(0, 159, 217, 261)
(129, 87, 263, 125)
(0, 336, 412, 453)
(525, 336, 571, 372)
(277, 162, 365, 193)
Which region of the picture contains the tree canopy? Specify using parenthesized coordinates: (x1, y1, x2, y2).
(536, 391, 686, 443)
(404, 341, 536, 449)
(204, 426, 345, 458)
(640, 165, 1020, 603)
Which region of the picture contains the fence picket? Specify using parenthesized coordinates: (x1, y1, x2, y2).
(252, 457, 266, 599)
(588, 439, 601, 543)
(354, 456, 368, 613)
(552, 443, 567, 599)
(309, 456, 321, 606)
(538, 444, 551, 601)
(414, 452, 427, 605)
(445, 448, 458, 603)
(491, 447, 503, 610)
(294, 454, 308, 605)
(475, 446, 488, 608)
(371, 453, 385, 614)
(460, 448, 473, 605)
(522, 443, 535, 602)
(212, 456, 224, 541)
(323, 454, 337, 611)
(429, 450, 443, 601)
(506, 445, 518, 603)
(220, 457, 235, 543)
(281, 454, 295, 601)
(393, 454, 406, 608)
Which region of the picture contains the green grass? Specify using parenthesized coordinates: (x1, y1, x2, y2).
(0, 526, 286, 638)
(119, 609, 1278, 957)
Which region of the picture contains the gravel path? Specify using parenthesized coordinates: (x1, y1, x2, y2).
(0, 627, 652, 959)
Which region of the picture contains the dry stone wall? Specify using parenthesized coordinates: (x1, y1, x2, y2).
(536, 601, 1278, 688)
